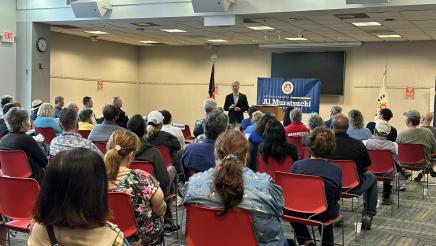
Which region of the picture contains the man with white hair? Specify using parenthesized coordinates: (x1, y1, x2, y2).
(193, 98, 217, 137)
(324, 105, 342, 128)
(285, 108, 310, 137)
(224, 81, 249, 130)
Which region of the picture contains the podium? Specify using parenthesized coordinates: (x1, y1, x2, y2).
(256, 105, 284, 121)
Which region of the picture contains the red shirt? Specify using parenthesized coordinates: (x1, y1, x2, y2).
(285, 121, 310, 137)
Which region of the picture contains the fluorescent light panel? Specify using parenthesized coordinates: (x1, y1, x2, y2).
(248, 26, 274, 31)
(160, 29, 187, 33)
(207, 39, 228, 43)
(352, 21, 381, 27)
(376, 34, 402, 38)
(84, 31, 109, 35)
(285, 37, 308, 41)
(138, 40, 158, 44)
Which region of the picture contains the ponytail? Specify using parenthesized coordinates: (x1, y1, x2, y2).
(145, 124, 159, 139)
(104, 148, 123, 180)
(214, 157, 244, 215)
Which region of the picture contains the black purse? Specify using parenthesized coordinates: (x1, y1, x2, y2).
(46, 225, 60, 246)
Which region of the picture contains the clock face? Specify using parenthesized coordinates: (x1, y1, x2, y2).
(36, 38, 48, 52)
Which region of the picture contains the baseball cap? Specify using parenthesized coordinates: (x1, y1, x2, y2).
(403, 110, 421, 120)
(375, 120, 391, 135)
(147, 111, 164, 125)
(31, 99, 42, 109)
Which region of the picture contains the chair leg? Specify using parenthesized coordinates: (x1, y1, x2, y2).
(311, 226, 317, 246)
(319, 225, 324, 246)
(341, 219, 345, 246)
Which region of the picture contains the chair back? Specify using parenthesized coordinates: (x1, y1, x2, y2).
(397, 143, 425, 165)
(275, 172, 327, 214)
(187, 169, 197, 178)
(78, 130, 91, 139)
(94, 142, 107, 154)
(286, 136, 304, 159)
(182, 124, 193, 139)
(108, 192, 138, 237)
(257, 154, 293, 181)
(185, 204, 257, 246)
(35, 127, 56, 144)
(130, 160, 155, 177)
(368, 150, 395, 174)
(0, 150, 33, 178)
(0, 176, 40, 220)
(330, 160, 360, 190)
(156, 145, 173, 168)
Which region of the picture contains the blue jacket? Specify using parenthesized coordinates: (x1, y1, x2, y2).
(34, 116, 63, 135)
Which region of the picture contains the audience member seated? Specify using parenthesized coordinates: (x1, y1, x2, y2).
(66, 102, 79, 113)
(0, 107, 48, 182)
(283, 106, 295, 127)
(289, 126, 342, 246)
(247, 114, 275, 171)
(160, 109, 185, 149)
(50, 109, 102, 156)
(28, 148, 127, 246)
(366, 108, 397, 142)
(421, 112, 436, 139)
(244, 110, 264, 139)
(330, 114, 378, 230)
(78, 108, 95, 131)
(285, 108, 310, 137)
(183, 109, 228, 173)
(184, 130, 286, 246)
(113, 96, 128, 128)
(396, 110, 436, 181)
(0, 103, 15, 136)
(34, 103, 63, 136)
(302, 113, 323, 145)
(259, 119, 298, 164)
(30, 99, 42, 121)
(347, 109, 372, 141)
(0, 95, 13, 116)
(324, 105, 342, 129)
(88, 105, 123, 142)
(105, 130, 166, 245)
(240, 105, 258, 131)
(53, 96, 65, 118)
(193, 98, 217, 137)
(83, 96, 97, 125)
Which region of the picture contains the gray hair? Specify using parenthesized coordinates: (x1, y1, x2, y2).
(112, 96, 121, 105)
(348, 109, 365, 128)
(330, 105, 342, 116)
(307, 113, 323, 130)
(290, 108, 302, 122)
(203, 98, 217, 114)
(5, 107, 28, 132)
(205, 109, 229, 140)
(54, 96, 64, 104)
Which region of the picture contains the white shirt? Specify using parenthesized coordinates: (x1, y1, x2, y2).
(162, 124, 185, 149)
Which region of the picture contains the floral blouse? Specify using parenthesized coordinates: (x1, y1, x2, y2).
(110, 169, 163, 246)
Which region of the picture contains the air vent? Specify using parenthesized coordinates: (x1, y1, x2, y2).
(243, 18, 271, 24)
(51, 24, 81, 29)
(334, 13, 371, 19)
(130, 22, 161, 27)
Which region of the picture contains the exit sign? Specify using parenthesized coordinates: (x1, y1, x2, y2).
(1, 31, 14, 43)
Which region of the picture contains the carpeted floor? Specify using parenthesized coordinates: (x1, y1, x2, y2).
(8, 175, 436, 246)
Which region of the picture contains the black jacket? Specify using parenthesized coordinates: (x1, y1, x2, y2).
(148, 131, 181, 162)
(0, 119, 8, 136)
(135, 138, 170, 194)
(116, 108, 129, 129)
(0, 132, 48, 182)
(224, 93, 249, 123)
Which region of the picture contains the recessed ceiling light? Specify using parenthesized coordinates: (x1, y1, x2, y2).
(352, 22, 382, 27)
(285, 37, 308, 41)
(207, 39, 228, 43)
(160, 29, 187, 33)
(84, 31, 109, 35)
(248, 26, 275, 31)
(138, 40, 159, 44)
(376, 34, 402, 38)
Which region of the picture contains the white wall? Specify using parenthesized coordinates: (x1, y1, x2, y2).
(0, 0, 16, 97)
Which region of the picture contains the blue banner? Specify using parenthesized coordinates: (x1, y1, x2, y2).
(257, 78, 321, 113)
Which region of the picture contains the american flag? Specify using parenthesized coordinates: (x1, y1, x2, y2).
(374, 66, 389, 120)
(208, 62, 215, 99)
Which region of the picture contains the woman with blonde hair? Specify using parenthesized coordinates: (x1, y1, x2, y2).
(105, 129, 167, 246)
(347, 109, 372, 141)
(34, 102, 63, 135)
(184, 130, 286, 245)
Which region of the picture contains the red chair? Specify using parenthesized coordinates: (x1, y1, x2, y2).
(0, 150, 33, 178)
(397, 143, 429, 196)
(182, 124, 194, 140)
(108, 192, 138, 237)
(156, 145, 173, 168)
(130, 160, 155, 176)
(185, 204, 257, 246)
(257, 154, 293, 181)
(0, 176, 40, 242)
(94, 142, 107, 155)
(275, 172, 344, 246)
(187, 169, 197, 178)
(286, 136, 304, 159)
(78, 130, 91, 139)
(35, 127, 56, 145)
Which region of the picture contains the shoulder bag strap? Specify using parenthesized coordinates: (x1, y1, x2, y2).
(46, 225, 60, 246)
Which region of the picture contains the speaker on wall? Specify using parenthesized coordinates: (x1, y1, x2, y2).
(192, 0, 236, 12)
(71, 0, 112, 18)
(346, 0, 389, 3)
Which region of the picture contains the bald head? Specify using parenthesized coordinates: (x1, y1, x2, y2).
(422, 112, 434, 126)
(332, 114, 349, 133)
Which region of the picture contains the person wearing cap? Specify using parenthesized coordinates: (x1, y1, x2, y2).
(31, 99, 43, 121)
(224, 81, 249, 130)
(366, 108, 397, 142)
(88, 105, 123, 142)
(397, 110, 436, 182)
(363, 121, 411, 205)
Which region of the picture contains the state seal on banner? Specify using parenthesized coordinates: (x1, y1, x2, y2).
(282, 81, 294, 95)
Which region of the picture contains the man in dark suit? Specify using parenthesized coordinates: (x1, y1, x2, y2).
(113, 96, 129, 128)
(224, 81, 249, 129)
